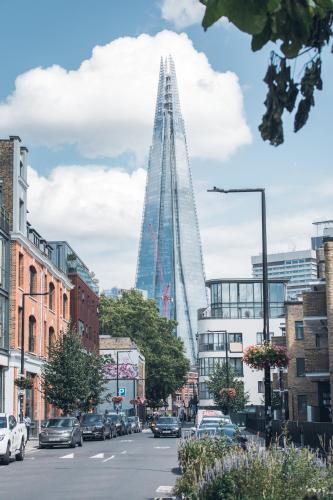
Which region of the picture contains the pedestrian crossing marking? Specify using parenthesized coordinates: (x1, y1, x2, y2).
(120, 439, 133, 442)
(102, 455, 114, 463)
(154, 446, 170, 449)
(156, 486, 173, 494)
(59, 453, 74, 459)
(90, 453, 105, 459)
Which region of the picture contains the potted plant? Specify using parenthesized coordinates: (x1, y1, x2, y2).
(243, 344, 290, 370)
(14, 376, 34, 390)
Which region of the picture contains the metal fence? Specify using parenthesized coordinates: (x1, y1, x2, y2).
(246, 417, 333, 452)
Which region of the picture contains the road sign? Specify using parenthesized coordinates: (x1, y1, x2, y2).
(118, 388, 126, 397)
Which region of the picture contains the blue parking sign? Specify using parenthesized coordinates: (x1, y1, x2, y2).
(118, 388, 126, 397)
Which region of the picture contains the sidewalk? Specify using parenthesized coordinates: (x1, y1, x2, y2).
(25, 438, 39, 453)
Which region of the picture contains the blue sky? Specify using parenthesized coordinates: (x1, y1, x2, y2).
(0, 0, 332, 288)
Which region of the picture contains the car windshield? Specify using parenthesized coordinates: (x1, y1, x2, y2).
(128, 417, 135, 422)
(220, 425, 237, 438)
(0, 417, 7, 429)
(45, 418, 73, 428)
(82, 414, 102, 424)
(158, 418, 178, 424)
(108, 415, 118, 422)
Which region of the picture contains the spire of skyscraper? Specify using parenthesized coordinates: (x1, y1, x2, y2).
(136, 56, 207, 362)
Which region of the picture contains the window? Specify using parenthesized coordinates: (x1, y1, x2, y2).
(229, 358, 243, 376)
(256, 332, 263, 345)
(48, 327, 55, 352)
(296, 358, 305, 377)
(63, 294, 68, 319)
(199, 357, 223, 376)
(19, 199, 24, 231)
(18, 307, 22, 346)
(78, 320, 85, 336)
(298, 395, 307, 417)
(199, 382, 212, 400)
(29, 266, 37, 295)
(18, 253, 24, 288)
(49, 282, 55, 310)
(28, 315, 36, 352)
(315, 334, 321, 348)
(258, 381, 264, 393)
(295, 321, 304, 340)
(198, 332, 226, 352)
(229, 333, 243, 351)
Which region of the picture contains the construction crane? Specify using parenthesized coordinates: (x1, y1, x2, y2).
(148, 223, 171, 318)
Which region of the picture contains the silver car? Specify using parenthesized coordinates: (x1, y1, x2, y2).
(39, 417, 83, 448)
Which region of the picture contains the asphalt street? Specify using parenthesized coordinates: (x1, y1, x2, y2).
(0, 429, 180, 500)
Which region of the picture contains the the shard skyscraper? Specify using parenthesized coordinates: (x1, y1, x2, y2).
(136, 56, 207, 363)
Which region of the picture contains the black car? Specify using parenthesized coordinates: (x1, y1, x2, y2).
(80, 414, 112, 440)
(39, 417, 83, 448)
(153, 417, 181, 438)
(105, 413, 126, 436)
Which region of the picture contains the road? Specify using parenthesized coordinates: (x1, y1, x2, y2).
(0, 429, 180, 500)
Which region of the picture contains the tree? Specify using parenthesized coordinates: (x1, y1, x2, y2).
(206, 363, 249, 415)
(200, 0, 333, 145)
(99, 289, 190, 407)
(41, 328, 110, 415)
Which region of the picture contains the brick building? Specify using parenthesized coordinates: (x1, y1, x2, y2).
(49, 241, 99, 352)
(286, 239, 333, 422)
(0, 136, 72, 421)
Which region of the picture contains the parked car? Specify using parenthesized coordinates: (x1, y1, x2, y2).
(128, 416, 141, 433)
(153, 417, 181, 438)
(200, 415, 232, 427)
(0, 413, 27, 464)
(106, 413, 126, 436)
(104, 414, 119, 438)
(195, 423, 248, 450)
(39, 417, 83, 449)
(80, 414, 112, 440)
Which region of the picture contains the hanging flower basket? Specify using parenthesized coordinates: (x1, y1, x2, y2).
(219, 388, 236, 398)
(14, 377, 33, 390)
(112, 396, 124, 403)
(243, 344, 290, 370)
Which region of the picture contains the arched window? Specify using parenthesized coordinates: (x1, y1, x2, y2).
(29, 266, 37, 295)
(48, 327, 55, 352)
(28, 315, 36, 352)
(63, 293, 68, 319)
(49, 282, 55, 310)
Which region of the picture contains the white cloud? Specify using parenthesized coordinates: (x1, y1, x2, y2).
(160, 0, 205, 29)
(27, 165, 146, 289)
(0, 30, 251, 162)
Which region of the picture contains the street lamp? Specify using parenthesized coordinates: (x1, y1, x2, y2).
(208, 187, 272, 448)
(19, 291, 50, 423)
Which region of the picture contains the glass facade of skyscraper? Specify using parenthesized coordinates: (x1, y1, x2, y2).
(135, 56, 207, 362)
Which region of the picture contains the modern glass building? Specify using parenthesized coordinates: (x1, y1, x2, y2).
(135, 56, 206, 363)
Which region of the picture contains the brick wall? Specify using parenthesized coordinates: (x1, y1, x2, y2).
(0, 139, 14, 228)
(324, 240, 333, 417)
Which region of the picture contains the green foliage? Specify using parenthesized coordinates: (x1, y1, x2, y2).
(200, 0, 333, 144)
(206, 363, 249, 414)
(175, 435, 237, 498)
(99, 290, 189, 407)
(198, 445, 333, 500)
(41, 328, 110, 415)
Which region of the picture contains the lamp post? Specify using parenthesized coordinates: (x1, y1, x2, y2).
(208, 187, 272, 448)
(19, 291, 50, 423)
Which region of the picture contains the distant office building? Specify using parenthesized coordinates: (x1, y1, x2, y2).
(197, 278, 287, 409)
(252, 250, 317, 300)
(102, 287, 148, 300)
(49, 241, 99, 352)
(311, 220, 333, 250)
(135, 56, 206, 363)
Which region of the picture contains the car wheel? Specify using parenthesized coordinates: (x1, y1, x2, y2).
(101, 431, 106, 441)
(69, 437, 76, 448)
(154, 434, 158, 438)
(16, 439, 25, 461)
(78, 435, 83, 447)
(2, 442, 10, 465)
(107, 430, 111, 440)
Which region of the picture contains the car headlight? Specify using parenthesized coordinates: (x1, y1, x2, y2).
(0, 435, 5, 441)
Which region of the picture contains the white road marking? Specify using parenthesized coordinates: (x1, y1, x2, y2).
(120, 439, 132, 443)
(121, 450, 127, 454)
(154, 446, 170, 449)
(142, 429, 151, 433)
(90, 453, 105, 459)
(156, 486, 173, 494)
(59, 453, 74, 459)
(102, 455, 115, 463)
